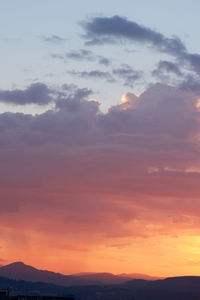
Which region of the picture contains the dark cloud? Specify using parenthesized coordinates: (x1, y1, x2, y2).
(0, 83, 53, 105)
(112, 64, 143, 87)
(182, 53, 200, 75)
(68, 70, 115, 83)
(152, 60, 182, 80)
(0, 83, 93, 107)
(81, 16, 186, 57)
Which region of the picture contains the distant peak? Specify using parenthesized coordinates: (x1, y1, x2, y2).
(0, 261, 35, 270)
(11, 261, 25, 265)
(5, 261, 26, 267)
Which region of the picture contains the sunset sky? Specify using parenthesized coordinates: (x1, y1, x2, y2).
(1, 0, 200, 277)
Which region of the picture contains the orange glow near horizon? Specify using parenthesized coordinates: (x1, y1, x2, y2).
(1, 221, 200, 277)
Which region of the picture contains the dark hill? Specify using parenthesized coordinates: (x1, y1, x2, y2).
(0, 262, 131, 286)
(0, 274, 199, 299)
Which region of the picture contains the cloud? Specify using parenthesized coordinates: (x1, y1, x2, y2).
(43, 35, 66, 44)
(112, 64, 143, 87)
(68, 70, 115, 83)
(152, 60, 182, 79)
(52, 48, 112, 66)
(55, 85, 93, 110)
(50, 53, 65, 60)
(98, 56, 111, 66)
(0, 82, 199, 226)
(81, 15, 200, 79)
(68, 65, 142, 86)
(183, 53, 200, 75)
(179, 76, 200, 96)
(0, 83, 54, 105)
(0, 83, 93, 108)
(81, 16, 186, 57)
(66, 49, 94, 61)
(0, 82, 200, 272)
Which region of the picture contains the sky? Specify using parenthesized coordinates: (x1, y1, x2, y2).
(1, 0, 200, 277)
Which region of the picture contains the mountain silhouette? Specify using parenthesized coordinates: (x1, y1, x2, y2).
(0, 262, 145, 286)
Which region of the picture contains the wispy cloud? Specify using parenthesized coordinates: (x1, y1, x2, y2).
(43, 34, 66, 44)
(112, 64, 143, 87)
(51, 48, 111, 66)
(68, 70, 115, 83)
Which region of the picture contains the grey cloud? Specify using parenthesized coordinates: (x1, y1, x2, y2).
(0, 83, 53, 105)
(98, 56, 111, 66)
(112, 64, 143, 87)
(1, 82, 198, 153)
(66, 49, 94, 61)
(68, 70, 115, 83)
(43, 35, 66, 44)
(0, 83, 93, 108)
(104, 83, 198, 141)
(68, 65, 142, 86)
(51, 49, 111, 66)
(81, 16, 186, 56)
(179, 76, 200, 96)
(56, 86, 93, 111)
(183, 53, 200, 75)
(66, 49, 112, 66)
(152, 60, 182, 80)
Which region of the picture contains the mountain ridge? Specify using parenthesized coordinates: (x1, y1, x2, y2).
(0, 262, 160, 286)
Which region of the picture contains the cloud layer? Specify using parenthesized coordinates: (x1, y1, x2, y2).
(0, 82, 200, 274)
